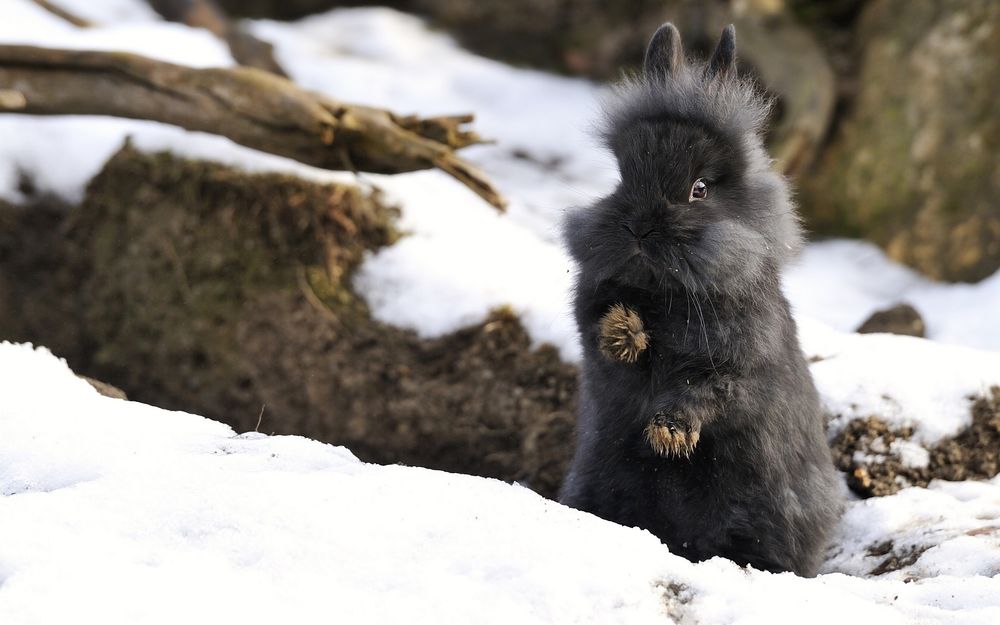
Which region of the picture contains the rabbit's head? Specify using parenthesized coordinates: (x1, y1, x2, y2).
(565, 24, 802, 297)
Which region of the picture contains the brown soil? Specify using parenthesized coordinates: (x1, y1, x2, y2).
(832, 387, 1000, 497)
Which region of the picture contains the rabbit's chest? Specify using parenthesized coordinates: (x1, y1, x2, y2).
(641, 298, 717, 358)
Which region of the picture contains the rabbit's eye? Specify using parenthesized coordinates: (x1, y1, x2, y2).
(689, 179, 708, 202)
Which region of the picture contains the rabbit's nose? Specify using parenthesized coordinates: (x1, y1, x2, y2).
(622, 224, 657, 241)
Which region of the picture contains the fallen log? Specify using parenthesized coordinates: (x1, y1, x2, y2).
(0, 44, 505, 210)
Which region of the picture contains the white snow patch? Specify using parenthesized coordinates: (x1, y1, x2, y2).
(352, 171, 581, 360)
(0, 114, 362, 205)
(0, 2, 230, 66)
(890, 440, 931, 470)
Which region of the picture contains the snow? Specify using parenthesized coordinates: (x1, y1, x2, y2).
(889, 440, 931, 469)
(351, 171, 581, 356)
(0, 1, 229, 66)
(785, 239, 1000, 352)
(3, 342, 1000, 624)
(825, 476, 1000, 580)
(2, 2, 1000, 622)
(0, 342, 705, 624)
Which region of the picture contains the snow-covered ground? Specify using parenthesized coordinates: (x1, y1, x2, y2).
(2, 1, 1000, 622)
(2, 342, 1000, 624)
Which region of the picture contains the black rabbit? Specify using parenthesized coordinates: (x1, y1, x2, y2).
(559, 23, 840, 576)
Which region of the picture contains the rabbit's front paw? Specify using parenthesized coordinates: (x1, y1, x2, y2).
(599, 303, 648, 363)
(645, 410, 701, 458)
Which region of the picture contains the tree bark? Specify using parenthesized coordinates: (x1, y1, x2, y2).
(0, 44, 505, 210)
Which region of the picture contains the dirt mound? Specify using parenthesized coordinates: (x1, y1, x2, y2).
(0, 146, 576, 498)
(832, 387, 1000, 497)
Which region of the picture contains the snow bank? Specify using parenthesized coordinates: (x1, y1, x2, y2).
(0, 343, 666, 624)
(2, 343, 1000, 625)
(825, 475, 1000, 580)
(785, 240, 1000, 352)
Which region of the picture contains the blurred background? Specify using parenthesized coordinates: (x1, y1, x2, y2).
(211, 0, 1000, 284)
(1, 0, 998, 499)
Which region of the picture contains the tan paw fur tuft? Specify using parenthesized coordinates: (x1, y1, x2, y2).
(598, 303, 648, 363)
(645, 418, 700, 458)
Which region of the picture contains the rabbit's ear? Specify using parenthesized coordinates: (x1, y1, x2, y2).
(644, 22, 684, 81)
(705, 24, 736, 81)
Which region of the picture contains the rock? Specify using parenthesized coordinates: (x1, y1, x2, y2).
(799, 0, 1000, 282)
(856, 303, 926, 337)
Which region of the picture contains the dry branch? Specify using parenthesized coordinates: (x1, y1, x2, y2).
(29, 0, 92, 27)
(0, 44, 505, 209)
(147, 0, 288, 76)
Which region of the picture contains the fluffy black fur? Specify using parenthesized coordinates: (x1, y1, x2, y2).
(559, 23, 840, 576)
